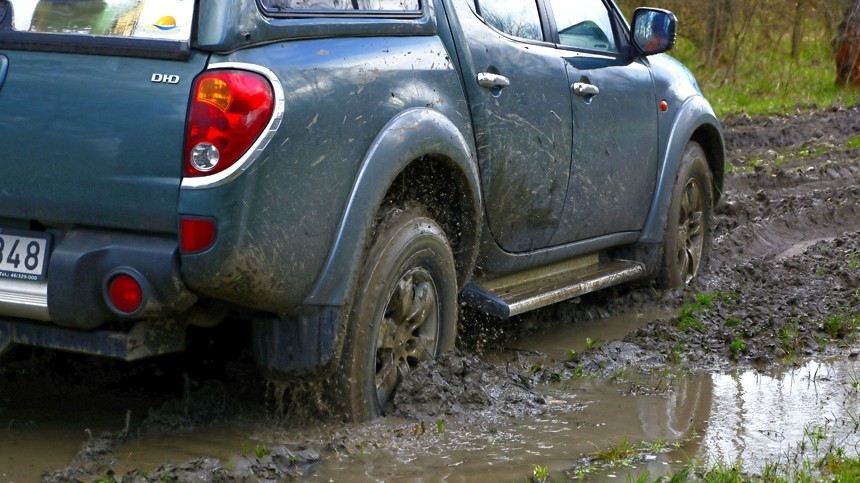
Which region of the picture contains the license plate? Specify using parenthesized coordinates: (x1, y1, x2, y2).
(0, 230, 51, 282)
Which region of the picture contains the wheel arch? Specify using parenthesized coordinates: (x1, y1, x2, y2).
(304, 107, 482, 308)
(639, 95, 725, 245)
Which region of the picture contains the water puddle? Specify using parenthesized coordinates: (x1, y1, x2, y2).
(1, 308, 858, 481)
(0, 395, 154, 482)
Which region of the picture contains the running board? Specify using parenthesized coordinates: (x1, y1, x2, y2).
(461, 258, 645, 319)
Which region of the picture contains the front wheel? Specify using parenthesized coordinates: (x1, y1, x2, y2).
(329, 204, 458, 421)
(656, 142, 714, 288)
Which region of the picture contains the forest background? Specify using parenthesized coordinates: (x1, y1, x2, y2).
(616, 0, 859, 116)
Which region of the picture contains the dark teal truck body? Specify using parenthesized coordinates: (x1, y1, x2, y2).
(0, 0, 724, 419)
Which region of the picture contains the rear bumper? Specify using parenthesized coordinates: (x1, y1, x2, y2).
(0, 229, 195, 330)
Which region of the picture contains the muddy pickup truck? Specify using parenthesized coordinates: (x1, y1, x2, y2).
(0, 0, 723, 420)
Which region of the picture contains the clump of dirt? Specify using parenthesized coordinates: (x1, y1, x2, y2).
(390, 350, 544, 420)
(113, 446, 319, 482)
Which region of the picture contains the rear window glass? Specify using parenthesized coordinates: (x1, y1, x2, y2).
(6, 0, 194, 41)
(260, 0, 420, 14)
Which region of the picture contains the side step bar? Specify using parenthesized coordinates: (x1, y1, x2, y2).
(461, 257, 645, 319)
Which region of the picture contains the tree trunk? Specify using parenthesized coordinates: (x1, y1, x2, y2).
(836, 0, 860, 86)
(791, 0, 804, 60)
(704, 0, 732, 64)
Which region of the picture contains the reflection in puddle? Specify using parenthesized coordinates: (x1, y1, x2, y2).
(701, 359, 860, 474)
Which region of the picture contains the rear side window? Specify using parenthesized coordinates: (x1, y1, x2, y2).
(5, 0, 194, 42)
(261, 0, 420, 13)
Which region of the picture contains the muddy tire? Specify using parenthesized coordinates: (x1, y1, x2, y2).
(656, 142, 714, 288)
(329, 204, 458, 422)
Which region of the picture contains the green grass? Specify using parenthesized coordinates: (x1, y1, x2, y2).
(678, 292, 738, 332)
(532, 465, 549, 482)
(823, 312, 859, 339)
(668, 26, 858, 118)
(729, 337, 746, 360)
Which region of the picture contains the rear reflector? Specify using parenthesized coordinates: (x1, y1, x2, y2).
(180, 216, 216, 253)
(108, 274, 143, 314)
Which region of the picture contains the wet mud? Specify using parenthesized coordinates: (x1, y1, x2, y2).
(3, 107, 860, 481)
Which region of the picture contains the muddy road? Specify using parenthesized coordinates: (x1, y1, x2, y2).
(3, 107, 860, 481)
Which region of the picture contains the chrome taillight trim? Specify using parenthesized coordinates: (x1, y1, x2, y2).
(181, 62, 285, 190)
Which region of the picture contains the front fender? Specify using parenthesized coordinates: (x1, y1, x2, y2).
(305, 107, 481, 307)
(640, 95, 724, 244)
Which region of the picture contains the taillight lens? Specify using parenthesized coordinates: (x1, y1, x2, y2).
(185, 70, 274, 177)
(180, 216, 217, 253)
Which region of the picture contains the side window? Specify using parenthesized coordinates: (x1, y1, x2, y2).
(261, 0, 420, 13)
(477, 0, 543, 42)
(549, 0, 618, 53)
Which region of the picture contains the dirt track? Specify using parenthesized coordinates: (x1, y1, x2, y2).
(4, 107, 860, 481)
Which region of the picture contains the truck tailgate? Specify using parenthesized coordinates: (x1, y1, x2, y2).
(0, 50, 208, 233)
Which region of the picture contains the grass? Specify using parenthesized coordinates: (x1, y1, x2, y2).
(665, 21, 858, 118)
(729, 337, 746, 360)
(532, 465, 549, 482)
(823, 312, 859, 340)
(848, 250, 860, 270)
(678, 291, 739, 333)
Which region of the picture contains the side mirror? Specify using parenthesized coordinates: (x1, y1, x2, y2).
(632, 8, 677, 56)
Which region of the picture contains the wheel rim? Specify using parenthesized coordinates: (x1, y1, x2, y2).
(676, 177, 705, 284)
(374, 267, 440, 408)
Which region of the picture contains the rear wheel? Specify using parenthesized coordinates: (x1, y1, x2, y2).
(657, 142, 714, 288)
(330, 204, 457, 421)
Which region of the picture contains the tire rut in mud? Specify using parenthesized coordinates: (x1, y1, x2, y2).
(572, 107, 860, 375)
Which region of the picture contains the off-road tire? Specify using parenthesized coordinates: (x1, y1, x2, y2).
(656, 141, 714, 288)
(329, 204, 458, 422)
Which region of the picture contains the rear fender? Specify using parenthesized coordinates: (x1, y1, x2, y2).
(305, 107, 481, 307)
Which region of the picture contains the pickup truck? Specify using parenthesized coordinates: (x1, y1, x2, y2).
(0, 0, 724, 421)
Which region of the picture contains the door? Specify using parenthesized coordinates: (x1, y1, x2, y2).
(448, 0, 574, 253)
(545, 0, 660, 244)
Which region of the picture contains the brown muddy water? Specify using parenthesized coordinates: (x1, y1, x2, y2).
(2, 310, 859, 481)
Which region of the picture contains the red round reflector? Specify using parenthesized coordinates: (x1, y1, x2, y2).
(109, 274, 143, 314)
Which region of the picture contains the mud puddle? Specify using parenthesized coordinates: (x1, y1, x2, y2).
(86, 346, 860, 482)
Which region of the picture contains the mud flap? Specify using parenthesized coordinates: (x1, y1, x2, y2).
(253, 305, 345, 381)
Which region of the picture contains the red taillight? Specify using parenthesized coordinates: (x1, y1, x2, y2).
(180, 216, 217, 253)
(185, 70, 274, 177)
(108, 274, 143, 314)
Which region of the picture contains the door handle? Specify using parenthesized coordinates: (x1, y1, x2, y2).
(573, 82, 600, 97)
(477, 72, 511, 89)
